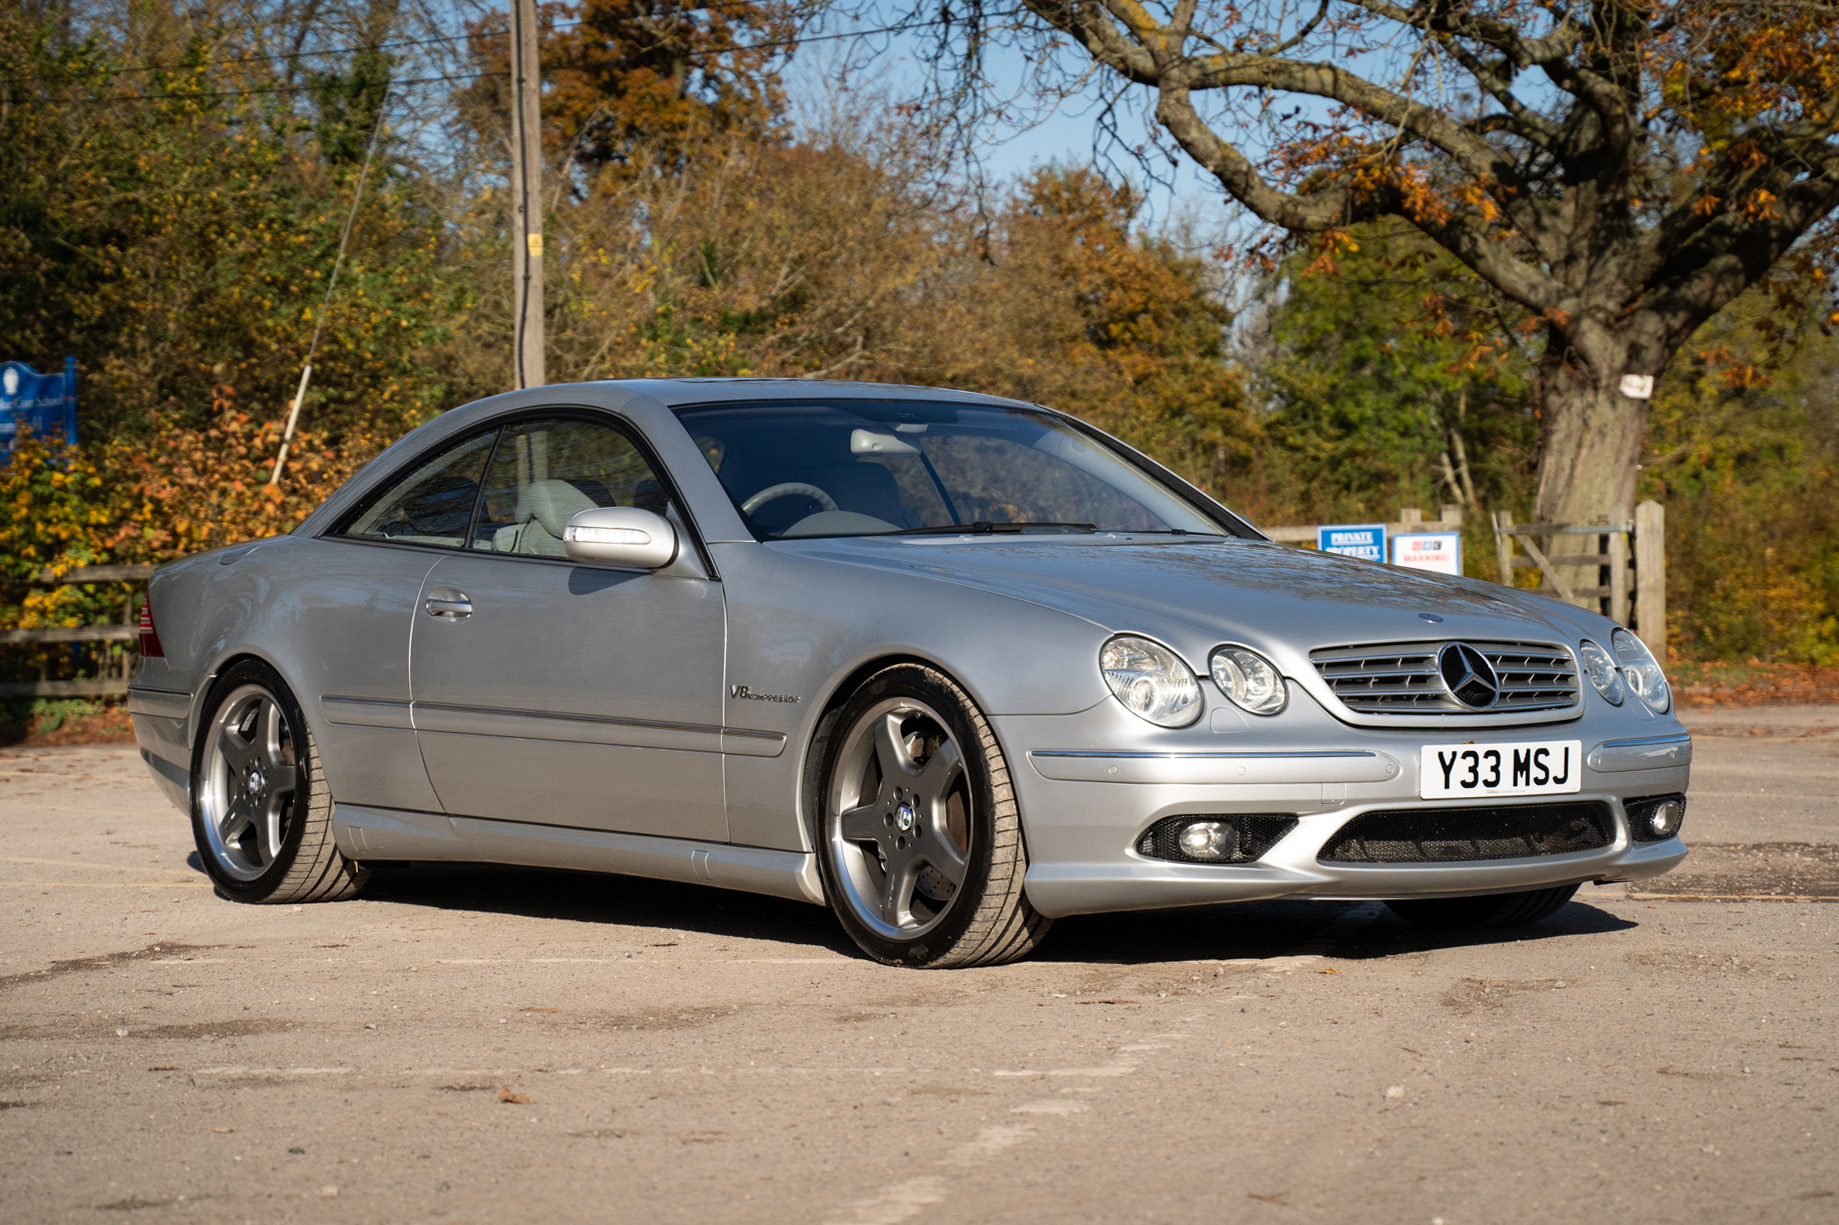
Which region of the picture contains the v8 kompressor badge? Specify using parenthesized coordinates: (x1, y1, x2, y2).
(730, 684, 799, 704)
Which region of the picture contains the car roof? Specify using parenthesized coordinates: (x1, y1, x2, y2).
(584, 378, 1046, 411)
(293, 379, 1057, 540)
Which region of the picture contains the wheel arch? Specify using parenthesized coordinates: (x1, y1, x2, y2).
(187, 649, 305, 761)
(794, 651, 1025, 855)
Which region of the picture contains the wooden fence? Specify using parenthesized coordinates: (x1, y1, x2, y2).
(1489, 502, 1664, 657)
(0, 564, 155, 700)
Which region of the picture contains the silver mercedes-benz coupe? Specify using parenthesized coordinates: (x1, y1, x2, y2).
(128, 379, 1690, 966)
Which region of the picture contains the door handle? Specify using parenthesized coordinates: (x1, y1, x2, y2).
(424, 588, 473, 620)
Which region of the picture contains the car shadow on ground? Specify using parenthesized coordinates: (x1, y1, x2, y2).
(359, 862, 861, 957)
(1040, 897, 1638, 965)
(332, 861, 1637, 967)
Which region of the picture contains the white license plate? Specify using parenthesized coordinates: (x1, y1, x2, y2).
(1419, 740, 1582, 800)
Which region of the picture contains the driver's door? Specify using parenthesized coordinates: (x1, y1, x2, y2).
(408, 414, 728, 841)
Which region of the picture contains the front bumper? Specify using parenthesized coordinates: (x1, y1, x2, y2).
(996, 687, 1691, 919)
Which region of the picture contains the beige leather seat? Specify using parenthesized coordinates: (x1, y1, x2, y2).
(494, 478, 597, 556)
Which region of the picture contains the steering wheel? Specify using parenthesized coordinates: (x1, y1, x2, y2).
(742, 482, 839, 516)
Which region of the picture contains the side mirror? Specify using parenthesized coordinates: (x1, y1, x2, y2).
(562, 506, 678, 569)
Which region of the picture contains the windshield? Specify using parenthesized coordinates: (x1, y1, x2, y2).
(674, 399, 1243, 541)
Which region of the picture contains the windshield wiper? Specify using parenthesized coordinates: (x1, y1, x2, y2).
(1120, 528, 1229, 538)
(876, 521, 1099, 537)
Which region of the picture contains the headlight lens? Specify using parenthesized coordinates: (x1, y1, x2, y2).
(1100, 636, 1202, 728)
(1612, 628, 1671, 713)
(1208, 646, 1288, 715)
(1579, 639, 1625, 706)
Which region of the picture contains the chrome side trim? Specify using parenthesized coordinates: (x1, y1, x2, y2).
(322, 696, 415, 730)
(127, 686, 192, 719)
(408, 701, 786, 757)
(329, 803, 823, 904)
(1027, 749, 1401, 785)
(721, 728, 788, 758)
(1587, 733, 1692, 772)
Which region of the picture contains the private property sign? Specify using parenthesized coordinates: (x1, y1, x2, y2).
(0, 359, 78, 457)
(1317, 523, 1386, 562)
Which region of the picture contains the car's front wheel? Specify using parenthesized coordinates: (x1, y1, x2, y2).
(817, 664, 1049, 967)
(190, 659, 368, 904)
(1383, 883, 1579, 929)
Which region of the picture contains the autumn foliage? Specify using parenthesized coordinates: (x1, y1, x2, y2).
(2, 0, 1837, 688)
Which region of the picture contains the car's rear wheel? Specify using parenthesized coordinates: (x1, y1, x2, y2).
(817, 664, 1049, 967)
(191, 659, 368, 903)
(1383, 883, 1579, 929)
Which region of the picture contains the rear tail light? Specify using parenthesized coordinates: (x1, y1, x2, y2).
(137, 599, 165, 658)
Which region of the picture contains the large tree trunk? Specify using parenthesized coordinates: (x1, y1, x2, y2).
(1531, 350, 1652, 608)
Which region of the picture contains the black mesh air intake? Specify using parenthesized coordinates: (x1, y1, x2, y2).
(1319, 801, 1614, 864)
(1136, 815, 1298, 864)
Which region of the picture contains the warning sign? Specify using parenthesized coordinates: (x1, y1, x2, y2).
(1392, 532, 1462, 575)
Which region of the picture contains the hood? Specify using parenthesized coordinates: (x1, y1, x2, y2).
(775, 534, 1604, 668)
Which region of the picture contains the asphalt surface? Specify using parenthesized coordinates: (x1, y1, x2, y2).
(1, 706, 1834, 1224)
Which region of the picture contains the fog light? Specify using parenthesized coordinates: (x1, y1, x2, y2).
(1177, 820, 1238, 862)
(1645, 799, 1684, 838)
(1137, 814, 1298, 863)
(1627, 794, 1687, 842)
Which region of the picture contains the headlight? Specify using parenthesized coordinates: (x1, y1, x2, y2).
(1578, 639, 1625, 706)
(1100, 635, 1202, 728)
(1612, 628, 1671, 713)
(1208, 646, 1287, 716)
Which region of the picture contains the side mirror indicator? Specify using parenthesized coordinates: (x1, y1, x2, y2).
(562, 506, 678, 569)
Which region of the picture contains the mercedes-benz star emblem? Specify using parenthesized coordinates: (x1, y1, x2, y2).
(1437, 642, 1500, 709)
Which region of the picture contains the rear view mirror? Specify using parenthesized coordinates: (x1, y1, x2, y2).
(562, 506, 678, 569)
(851, 428, 920, 456)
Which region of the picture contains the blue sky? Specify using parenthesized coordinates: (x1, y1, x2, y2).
(784, 26, 1229, 228)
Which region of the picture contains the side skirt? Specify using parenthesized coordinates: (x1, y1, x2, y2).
(330, 804, 826, 906)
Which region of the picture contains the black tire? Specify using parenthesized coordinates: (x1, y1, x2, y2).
(1383, 883, 1579, 930)
(814, 664, 1050, 968)
(190, 659, 368, 904)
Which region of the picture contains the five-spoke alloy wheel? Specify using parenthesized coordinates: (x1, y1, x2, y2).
(199, 684, 300, 881)
(818, 664, 1048, 967)
(190, 659, 368, 903)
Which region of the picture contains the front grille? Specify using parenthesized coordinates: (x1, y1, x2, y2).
(1137, 814, 1297, 864)
(1320, 801, 1614, 863)
(1311, 640, 1580, 715)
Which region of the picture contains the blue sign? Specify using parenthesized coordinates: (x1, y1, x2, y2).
(0, 358, 78, 457)
(1318, 522, 1387, 562)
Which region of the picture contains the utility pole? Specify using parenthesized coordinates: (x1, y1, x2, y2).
(509, 0, 545, 388)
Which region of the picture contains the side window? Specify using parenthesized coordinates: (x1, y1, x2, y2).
(340, 429, 498, 548)
(471, 418, 670, 557)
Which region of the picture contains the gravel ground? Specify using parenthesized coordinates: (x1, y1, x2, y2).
(1, 707, 1834, 1224)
